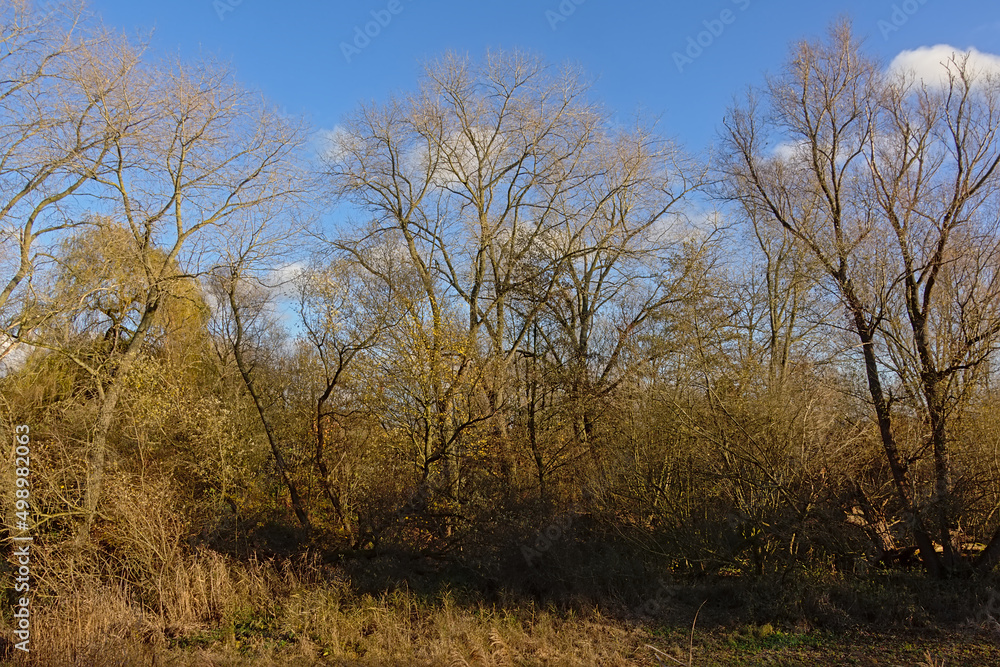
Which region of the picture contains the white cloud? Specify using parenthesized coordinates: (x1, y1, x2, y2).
(888, 44, 1000, 88)
(0, 334, 37, 377)
(268, 261, 307, 298)
(771, 139, 810, 163)
(426, 126, 504, 190)
(312, 125, 351, 163)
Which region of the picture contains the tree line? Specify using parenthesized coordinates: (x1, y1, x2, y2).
(4, 3, 1000, 595)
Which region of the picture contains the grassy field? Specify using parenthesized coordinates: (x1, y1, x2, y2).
(10, 549, 1000, 666)
(145, 617, 1000, 666)
(21, 599, 1000, 666)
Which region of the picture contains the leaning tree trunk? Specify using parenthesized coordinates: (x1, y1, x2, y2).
(228, 290, 311, 532)
(77, 297, 161, 545)
(845, 287, 942, 578)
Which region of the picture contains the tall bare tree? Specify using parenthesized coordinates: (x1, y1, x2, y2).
(0, 1, 139, 332)
(869, 54, 1000, 570)
(722, 23, 929, 571)
(27, 53, 309, 540)
(326, 50, 610, 504)
(722, 22, 1000, 575)
(534, 127, 704, 461)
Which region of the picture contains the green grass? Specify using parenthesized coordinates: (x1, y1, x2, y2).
(723, 624, 829, 652)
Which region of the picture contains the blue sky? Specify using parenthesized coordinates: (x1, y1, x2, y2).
(86, 0, 1000, 153)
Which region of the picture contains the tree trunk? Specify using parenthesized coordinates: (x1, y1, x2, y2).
(976, 526, 1000, 573)
(228, 289, 310, 532)
(315, 408, 352, 538)
(845, 288, 942, 577)
(76, 297, 161, 545)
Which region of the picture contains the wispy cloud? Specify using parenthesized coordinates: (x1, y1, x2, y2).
(771, 139, 809, 163)
(312, 126, 350, 163)
(268, 261, 307, 298)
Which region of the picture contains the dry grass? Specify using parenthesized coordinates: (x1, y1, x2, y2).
(6, 548, 1000, 667)
(4, 477, 999, 665)
(12, 552, 657, 666)
(6, 550, 998, 666)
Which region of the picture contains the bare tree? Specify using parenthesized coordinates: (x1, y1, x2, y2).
(722, 22, 940, 573)
(27, 52, 309, 541)
(208, 262, 311, 532)
(722, 22, 1000, 575)
(0, 1, 139, 332)
(532, 126, 704, 462)
(294, 257, 401, 539)
(732, 209, 827, 388)
(869, 54, 1000, 570)
(325, 50, 610, 506)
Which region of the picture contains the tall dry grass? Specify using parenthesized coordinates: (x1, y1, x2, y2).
(13, 544, 657, 666)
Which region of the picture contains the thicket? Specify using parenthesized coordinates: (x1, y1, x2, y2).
(2, 3, 1000, 662)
